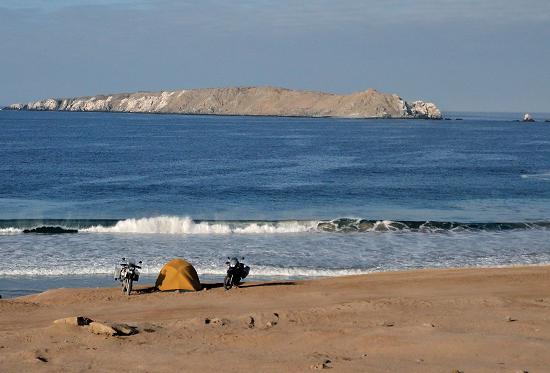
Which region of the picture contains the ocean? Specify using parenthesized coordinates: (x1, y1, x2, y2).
(1, 110, 550, 297)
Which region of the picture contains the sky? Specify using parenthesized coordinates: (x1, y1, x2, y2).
(1, 0, 549, 112)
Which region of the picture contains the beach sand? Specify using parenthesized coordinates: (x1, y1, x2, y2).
(1, 266, 549, 372)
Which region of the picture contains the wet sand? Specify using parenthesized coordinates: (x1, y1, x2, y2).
(1, 266, 549, 372)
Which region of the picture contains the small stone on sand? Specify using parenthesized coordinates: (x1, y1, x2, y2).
(53, 316, 93, 326)
(311, 359, 332, 369)
(111, 323, 138, 336)
(88, 322, 117, 336)
(209, 318, 229, 326)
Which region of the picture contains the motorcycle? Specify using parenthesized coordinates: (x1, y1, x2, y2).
(114, 258, 141, 295)
(224, 257, 250, 290)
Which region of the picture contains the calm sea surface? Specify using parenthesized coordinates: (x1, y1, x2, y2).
(1, 110, 550, 296)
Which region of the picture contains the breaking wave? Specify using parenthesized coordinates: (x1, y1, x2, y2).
(0, 227, 23, 235)
(82, 216, 317, 234)
(1, 216, 549, 235)
(3, 262, 550, 278)
(0, 265, 374, 277)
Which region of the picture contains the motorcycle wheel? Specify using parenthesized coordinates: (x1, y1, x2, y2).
(224, 275, 233, 290)
(233, 276, 241, 288)
(126, 278, 133, 296)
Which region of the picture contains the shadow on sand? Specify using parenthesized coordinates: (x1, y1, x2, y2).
(238, 281, 297, 288)
(134, 281, 297, 294)
(203, 281, 297, 289)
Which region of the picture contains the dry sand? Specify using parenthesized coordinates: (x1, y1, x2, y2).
(1, 266, 549, 372)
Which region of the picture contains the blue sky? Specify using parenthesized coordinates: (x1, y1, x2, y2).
(1, 0, 549, 111)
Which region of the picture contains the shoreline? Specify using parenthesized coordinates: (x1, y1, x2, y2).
(1, 265, 549, 371)
(3, 262, 550, 298)
(1, 107, 442, 120)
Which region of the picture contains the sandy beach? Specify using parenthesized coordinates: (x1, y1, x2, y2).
(0, 266, 549, 372)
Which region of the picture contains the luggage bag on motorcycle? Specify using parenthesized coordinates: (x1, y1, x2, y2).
(241, 265, 250, 279)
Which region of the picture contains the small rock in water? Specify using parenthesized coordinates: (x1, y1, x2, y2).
(36, 356, 48, 363)
(450, 370, 464, 373)
(505, 316, 518, 322)
(382, 321, 394, 327)
(247, 316, 255, 328)
(422, 322, 435, 328)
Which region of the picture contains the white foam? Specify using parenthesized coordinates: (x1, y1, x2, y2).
(521, 172, 550, 181)
(82, 216, 317, 235)
(372, 220, 406, 232)
(0, 264, 373, 278)
(237, 265, 374, 278)
(0, 228, 23, 235)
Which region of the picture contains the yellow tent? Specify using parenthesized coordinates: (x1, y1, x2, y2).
(155, 259, 202, 291)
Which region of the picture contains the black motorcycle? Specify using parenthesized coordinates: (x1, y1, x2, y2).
(114, 258, 141, 295)
(224, 257, 250, 290)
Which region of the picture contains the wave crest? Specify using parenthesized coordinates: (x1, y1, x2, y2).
(1, 216, 549, 235)
(82, 216, 317, 234)
(0, 227, 23, 235)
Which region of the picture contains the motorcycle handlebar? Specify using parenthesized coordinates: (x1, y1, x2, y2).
(120, 263, 141, 269)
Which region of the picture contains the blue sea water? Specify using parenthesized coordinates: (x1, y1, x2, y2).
(1, 110, 550, 297)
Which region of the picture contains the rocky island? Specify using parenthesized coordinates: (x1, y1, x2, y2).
(4, 86, 442, 119)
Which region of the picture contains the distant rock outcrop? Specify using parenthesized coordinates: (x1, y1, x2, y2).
(4, 86, 442, 119)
